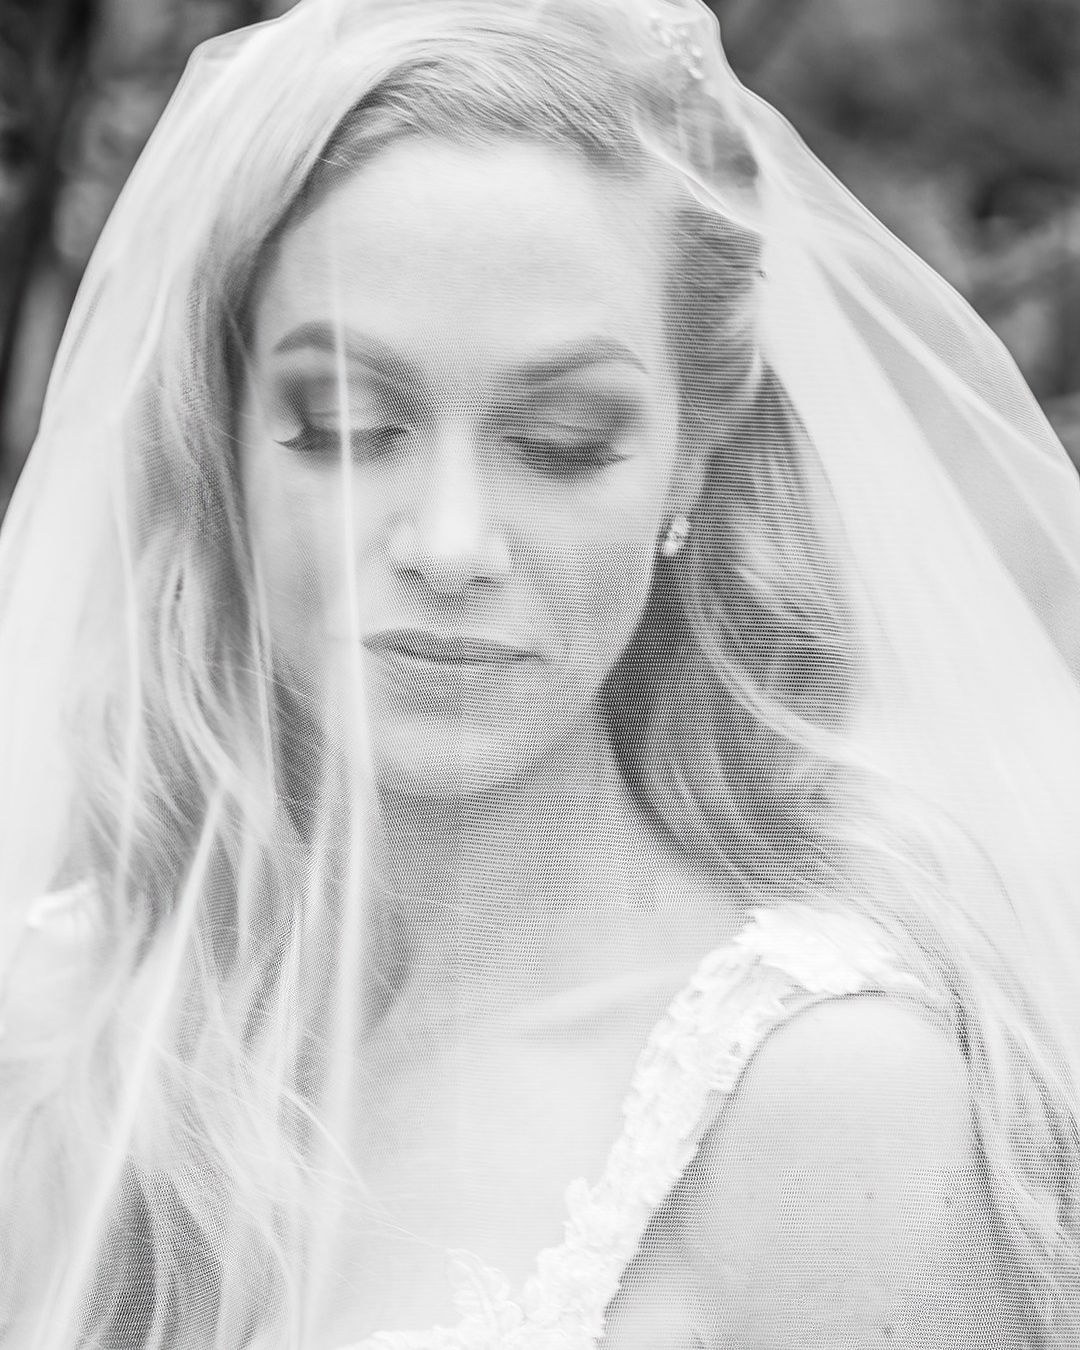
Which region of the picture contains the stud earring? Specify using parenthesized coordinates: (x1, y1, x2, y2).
(661, 513, 691, 558)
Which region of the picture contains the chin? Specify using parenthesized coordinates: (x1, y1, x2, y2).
(368, 716, 543, 802)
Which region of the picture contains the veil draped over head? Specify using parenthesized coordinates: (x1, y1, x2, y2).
(1, 0, 1080, 1347)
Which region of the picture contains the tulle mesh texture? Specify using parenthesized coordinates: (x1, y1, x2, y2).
(1, 0, 1080, 1347)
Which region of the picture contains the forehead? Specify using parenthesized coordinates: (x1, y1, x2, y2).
(251, 138, 674, 388)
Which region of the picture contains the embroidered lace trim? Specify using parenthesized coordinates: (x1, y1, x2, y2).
(347, 903, 935, 1349)
(2, 890, 934, 1348)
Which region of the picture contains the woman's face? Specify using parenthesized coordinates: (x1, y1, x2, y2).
(239, 138, 689, 796)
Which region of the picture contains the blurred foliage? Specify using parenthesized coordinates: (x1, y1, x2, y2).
(720, 0, 1080, 458)
(0, 0, 1078, 517)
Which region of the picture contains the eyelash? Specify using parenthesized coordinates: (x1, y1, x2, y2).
(275, 423, 407, 460)
(504, 436, 625, 476)
(275, 420, 627, 477)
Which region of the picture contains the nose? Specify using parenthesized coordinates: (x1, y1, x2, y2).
(387, 423, 510, 593)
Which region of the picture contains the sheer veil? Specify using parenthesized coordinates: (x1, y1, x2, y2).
(1, 0, 1079, 1346)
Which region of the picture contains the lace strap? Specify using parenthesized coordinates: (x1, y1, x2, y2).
(521, 903, 939, 1335)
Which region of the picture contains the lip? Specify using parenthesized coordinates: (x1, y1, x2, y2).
(363, 628, 535, 667)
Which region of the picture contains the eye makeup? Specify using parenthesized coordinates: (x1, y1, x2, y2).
(499, 385, 638, 477)
(267, 369, 415, 463)
(263, 367, 642, 478)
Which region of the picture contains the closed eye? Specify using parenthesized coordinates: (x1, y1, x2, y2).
(505, 435, 627, 477)
(275, 421, 410, 461)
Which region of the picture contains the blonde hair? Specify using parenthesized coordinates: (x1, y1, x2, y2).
(2, 10, 1077, 1348)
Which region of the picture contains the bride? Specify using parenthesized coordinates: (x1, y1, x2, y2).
(2, 0, 1079, 1346)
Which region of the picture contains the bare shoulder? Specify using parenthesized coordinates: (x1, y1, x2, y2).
(721, 993, 975, 1157)
(680, 994, 1018, 1348)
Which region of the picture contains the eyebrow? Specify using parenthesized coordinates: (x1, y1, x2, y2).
(271, 323, 649, 385)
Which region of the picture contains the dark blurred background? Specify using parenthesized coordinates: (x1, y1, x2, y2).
(1, 0, 1078, 520)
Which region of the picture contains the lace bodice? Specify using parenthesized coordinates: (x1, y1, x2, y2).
(338, 903, 938, 1350)
(0, 888, 939, 1348)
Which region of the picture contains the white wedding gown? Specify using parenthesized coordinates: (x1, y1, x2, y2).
(3, 885, 936, 1349)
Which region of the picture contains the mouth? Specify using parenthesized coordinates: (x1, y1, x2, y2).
(363, 628, 536, 667)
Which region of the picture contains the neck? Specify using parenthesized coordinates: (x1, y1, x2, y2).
(374, 707, 670, 1008)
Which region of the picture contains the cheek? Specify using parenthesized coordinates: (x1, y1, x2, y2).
(242, 452, 356, 671)
(546, 425, 680, 664)
(579, 534, 657, 655)
(535, 490, 666, 674)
